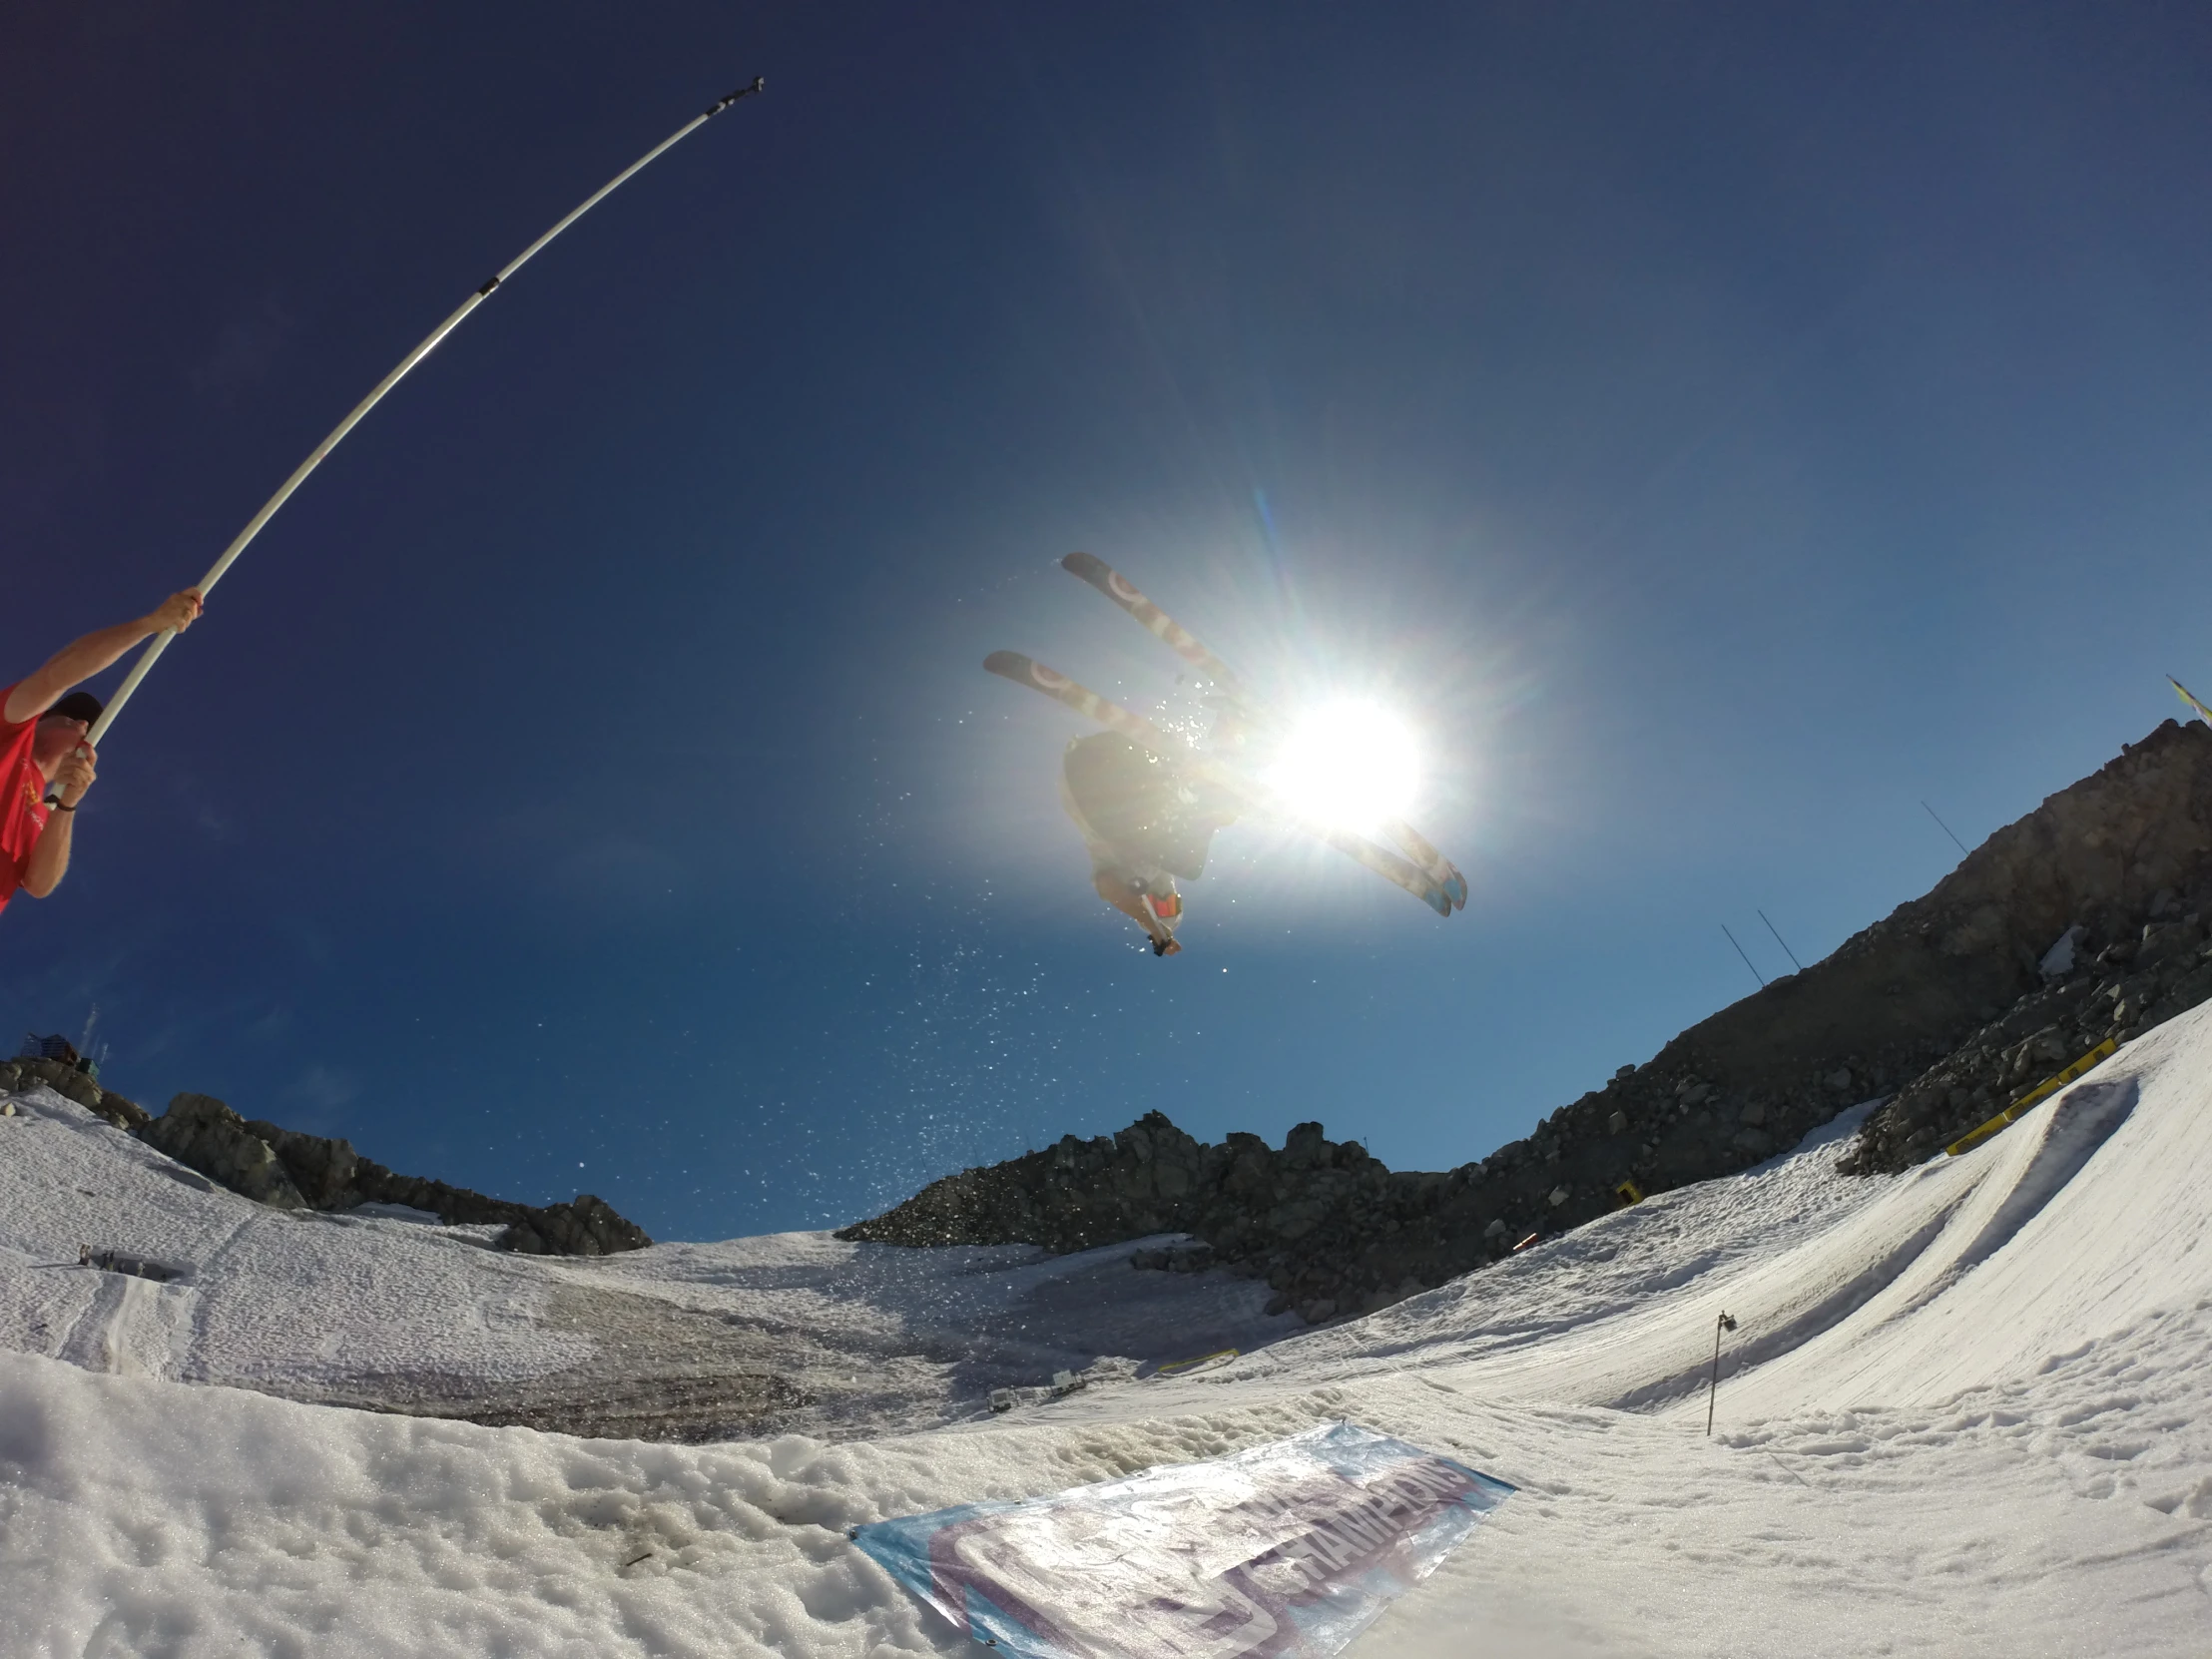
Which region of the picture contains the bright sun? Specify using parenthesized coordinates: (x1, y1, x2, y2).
(1263, 701, 1419, 832)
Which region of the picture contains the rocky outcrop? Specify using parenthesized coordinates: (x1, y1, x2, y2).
(840, 720, 2212, 1320)
(498, 1196, 653, 1257)
(3, 1053, 654, 1258)
(1826, 720, 2212, 1166)
(141, 1094, 309, 1209)
(1841, 900, 2212, 1171)
(839, 1113, 1468, 1323)
(117, 1093, 652, 1256)
(0, 1055, 148, 1132)
(241, 1117, 362, 1210)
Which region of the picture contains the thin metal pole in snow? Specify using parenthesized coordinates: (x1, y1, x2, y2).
(74, 76, 768, 760)
(1706, 1310, 1737, 1435)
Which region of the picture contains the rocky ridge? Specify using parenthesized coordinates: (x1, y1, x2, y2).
(1840, 895, 2212, 1171)
(0, 1059, 648, 1256)
(840, 719, 2212, 1321)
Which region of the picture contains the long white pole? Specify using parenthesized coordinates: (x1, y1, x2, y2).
(80, 75, 767, 754)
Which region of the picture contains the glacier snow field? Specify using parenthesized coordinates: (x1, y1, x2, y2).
(6, 1007, 2212, 1655)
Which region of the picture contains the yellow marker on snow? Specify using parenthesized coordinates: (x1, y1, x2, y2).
(1945, 1037, 2119, 1156)
(1151, 1349, 1240, 1378)
(1613, 1178, 1645, 1208)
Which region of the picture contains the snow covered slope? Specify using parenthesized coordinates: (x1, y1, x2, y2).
(0, 1092, 1293, 1439)
(5, 1002, 2212, 1655)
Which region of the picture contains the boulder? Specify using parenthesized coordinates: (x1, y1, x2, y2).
(244, 1120, 360, 1210)
(140, 1094, 306, 1209)
(500, 1195, 653, 1256)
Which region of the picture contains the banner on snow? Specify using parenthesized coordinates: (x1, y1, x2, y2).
(850, 1420, 1515, 1659)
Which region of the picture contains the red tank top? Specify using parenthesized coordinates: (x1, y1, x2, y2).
(0, 684, 52, 915)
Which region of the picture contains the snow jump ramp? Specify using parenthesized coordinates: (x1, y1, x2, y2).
(1202, 998, 2206, 1435)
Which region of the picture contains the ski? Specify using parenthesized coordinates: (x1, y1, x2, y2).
(983, 651, 1453, 916)
(1062, 551, 1243, 688)
(1058, 552, 1468, 910)
(2171, 675, 2212, 727)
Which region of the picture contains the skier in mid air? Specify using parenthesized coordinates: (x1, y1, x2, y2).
(989, 553, 1467, 958)
(1060, 730, 1239, 956)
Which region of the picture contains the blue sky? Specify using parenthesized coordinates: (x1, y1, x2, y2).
(5, 4, 2210, 1240)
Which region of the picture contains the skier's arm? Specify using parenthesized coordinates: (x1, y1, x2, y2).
(20, 745, 94, 898)
(3, 591, 204, 727)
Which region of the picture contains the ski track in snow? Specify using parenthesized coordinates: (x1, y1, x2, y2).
(4, 1005, 2212, 1654)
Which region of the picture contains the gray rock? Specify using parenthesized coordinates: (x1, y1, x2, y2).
(88, 1087, 150, 1132)
(0, 1056, 148, 1131)
(244, 1120, 360, 1210)
(121, 1095, 651, 1257)
(499, 1195, 652, 1257)
(140, 1094, 306, 1210)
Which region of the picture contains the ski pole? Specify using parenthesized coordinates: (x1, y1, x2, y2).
(1706, 1310, 1737, 1435)
(60, 75, 767, 786)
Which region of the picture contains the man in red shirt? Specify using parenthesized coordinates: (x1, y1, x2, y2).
(2, 589, 205, 919)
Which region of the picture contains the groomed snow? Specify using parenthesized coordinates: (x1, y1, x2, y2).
(5, 1002, 2212, 1655)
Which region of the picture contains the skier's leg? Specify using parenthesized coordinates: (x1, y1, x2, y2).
(1141, 883, 1185, 954)
(1093, 869, 1183, 954)
(1094, 869, 1167, 944)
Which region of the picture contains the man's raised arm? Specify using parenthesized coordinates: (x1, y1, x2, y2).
(3, 591, 204, 726)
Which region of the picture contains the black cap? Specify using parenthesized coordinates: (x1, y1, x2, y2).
(45, 692, 102, 725)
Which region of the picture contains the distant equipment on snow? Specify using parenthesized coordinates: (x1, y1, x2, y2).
(17, 1033, 93, 1078)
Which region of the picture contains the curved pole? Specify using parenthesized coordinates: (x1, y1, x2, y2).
(80, 76, 768, 755)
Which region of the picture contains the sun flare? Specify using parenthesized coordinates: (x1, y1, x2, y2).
(1263, 701, 1419, 832)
